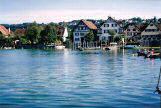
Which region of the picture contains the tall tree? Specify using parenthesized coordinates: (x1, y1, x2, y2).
(40, 25, 57, 44)
(108, 30, 116, 42)
(0, 33, 5, 47)
(26, 23, 40, 45)
(85, 30, 94, 42)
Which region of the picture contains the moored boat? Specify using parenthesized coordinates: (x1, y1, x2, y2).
(55, 45, 65, 50)
(108, 42, 118, 50)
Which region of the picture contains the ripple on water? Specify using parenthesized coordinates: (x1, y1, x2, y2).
(0, 49, 160, 108)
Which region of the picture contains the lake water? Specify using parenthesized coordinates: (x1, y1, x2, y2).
(0, 49, 160, 108)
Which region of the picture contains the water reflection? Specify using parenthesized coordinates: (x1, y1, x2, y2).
(0, 49, 160, 108)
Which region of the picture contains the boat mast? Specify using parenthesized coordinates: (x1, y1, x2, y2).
(155, 67, 161, 94)
(157, 67, 161, 88)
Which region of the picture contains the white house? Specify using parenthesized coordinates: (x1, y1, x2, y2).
(73, 20, 97, 48)
(99, 17, 123, 42)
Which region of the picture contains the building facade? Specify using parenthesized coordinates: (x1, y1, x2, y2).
(99, 17, 123, 42)
(141, 23, 161, 46)
(124, 23, 141, 42)
(73, 20, 97, 48)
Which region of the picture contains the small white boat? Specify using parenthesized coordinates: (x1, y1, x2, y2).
(4, 47, 13, 50)
(108, 42, 118, 50)
(55, 45, 65, 50)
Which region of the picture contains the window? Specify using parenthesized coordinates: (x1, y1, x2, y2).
(75, 33, 79, 36)
(115, 29, 117, 33)
(80, 33, 85, 36)
(104, 24, 109, 27)
(104, 30, 108, 33)
(78, 27, 84, 30)
(75, 38, 79, 41)
(115, 24, 117, 27)
(111, 24, 114, 27)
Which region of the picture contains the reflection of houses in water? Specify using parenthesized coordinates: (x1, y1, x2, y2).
(140, 23, 161, 47)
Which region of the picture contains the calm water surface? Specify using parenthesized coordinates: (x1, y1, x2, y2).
(0, 49, 160, 108)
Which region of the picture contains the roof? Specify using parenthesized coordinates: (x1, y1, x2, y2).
(100, 17, 122, 28)
(15, 28, 26, 35)
(157, 24, 161, 31)
(81, 20, 97, 30)
(136, 24, 147, 32)
(0, 25, 10, 36)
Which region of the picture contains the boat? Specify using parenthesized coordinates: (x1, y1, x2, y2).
(137, 51, 146, 56)
(108, 42, 118, 50)
(137, 49, 149, 56)
(55, 45, 65, 50)
(4, 47, 12, 49)
(121, 45, 139, 49)
(145, 53, 160, 59)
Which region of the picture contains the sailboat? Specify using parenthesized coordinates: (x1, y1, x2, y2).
(154, 67, 161, 94)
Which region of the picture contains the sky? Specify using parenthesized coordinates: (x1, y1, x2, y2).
(0, 0, 161, 24)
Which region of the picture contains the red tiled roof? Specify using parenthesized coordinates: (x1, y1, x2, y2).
(82, 20, 97, 30)
(0, 25, 10, 36)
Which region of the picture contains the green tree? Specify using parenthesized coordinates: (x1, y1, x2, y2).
(40, 25, 57, 44)
(108, 30, 116, 42)
(85, 30, 94, 42)
(67, 29, 74, 42)
(26, 24, 40, 45)
(0, 33, 5, 47)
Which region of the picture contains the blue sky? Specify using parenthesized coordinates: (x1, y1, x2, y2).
(0, 0, 161, 24)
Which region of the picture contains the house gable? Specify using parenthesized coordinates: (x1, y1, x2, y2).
(141, 23, 160, 36)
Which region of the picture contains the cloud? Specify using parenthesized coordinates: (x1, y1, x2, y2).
(0, 9, 160, 24)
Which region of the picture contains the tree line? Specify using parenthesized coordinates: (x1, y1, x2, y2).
(0, 22, 63, 48)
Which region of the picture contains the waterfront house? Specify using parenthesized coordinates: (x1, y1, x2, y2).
(140, 23, 161, 46)
(99, 17, 123, 43)
(124, 23, 142, 42)
(73, 20, 97, 48)
(0, 25, 10, 37)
